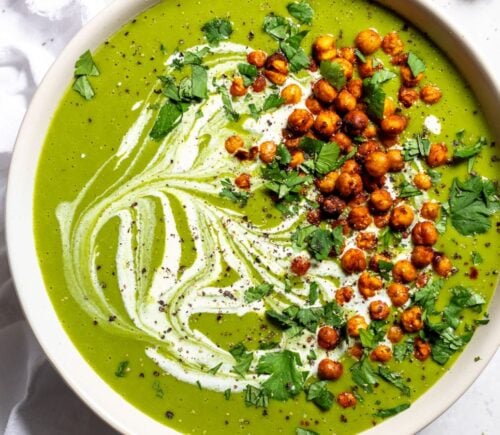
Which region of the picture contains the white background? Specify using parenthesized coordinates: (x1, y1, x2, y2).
(0, 0, 498, 433)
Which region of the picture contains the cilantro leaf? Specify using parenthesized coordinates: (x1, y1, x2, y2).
(354, 48, 366, 63)
(207, 362, 223, 374)
(402, 133, 430, 160)
(291, 225, 344, 260)
(201, 18, 233, 45)
(359, 320, 387, 349)
(280, 30, 310, 72)
(218, 86, 240, 122)
(306, 381, 333, 410)
(453, 130, 487, 159)
(72, 76, 95, 100)
(308, 282, 319, 305)
(191, 65, 208, 99)
(448, 175, 499, 235)
(256, 350, 304, 400)
(443, 286, 484, 328)
(219, 178, 249, 207)
(413, 278, 444, 317)
(276, 144, 292, 165)
(262, 162, 312, 204)
(262, 15, 294, 40)
(238, 63, 258, 87)
(350, 357, 377, 392)
(399, 180, 422, 198)
(115, 360, 129, 377)
(229, 342, 253, 376)
(363, 79, 385, 119)
(296, 429, 319, 435)
(245, 385, 269, 408)
(287, 1, 314, 24)
(263, 93, 285, 111)
(370, 69, 397, 84)
(471, 251, 483, 265)
(150, 102, 183, 139)
(320, 60, 346, 90)
(407, 51, 425, 77)
(377, 366, 411, 396)
(300, 137, 342, 175)
(245, 283, 274, 303)
(393, 338, 414, 362)
(74, 50, 99, 77)
(373, 403, 410, 419)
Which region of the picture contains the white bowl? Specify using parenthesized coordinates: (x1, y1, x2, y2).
(6, 0, 500, 433)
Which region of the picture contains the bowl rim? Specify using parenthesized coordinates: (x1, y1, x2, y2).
(5, 0, 500, 434)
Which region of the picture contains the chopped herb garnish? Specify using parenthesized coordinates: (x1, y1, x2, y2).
(443, 286, 484, 328)
(292, 225, 344, 260)
(377, 366, 411, 396)
(393, 338, 414, 362)
(229, 342, 253, 376)
(354, 48, 366, 63)
(300, 137, 344, 175)
(238, 63, 258, 86)
(306, 381, 333, 410)
(74, 50, 99, 77)
(280, 31, 310, 72)
(150, 102, 183, 140)
(452, 130, 487, 160)
(276, 144, 292, 166)
(373, 403, 410, 418)
(218, 85, 240, 122)
(407, 51, 425, 76)
(245, 385, 269, 407)
(72, 76, 95, 100)
(308, 282, 319, 305)
(287, 1, 314, 24)
(402, 133, 430, 161)
(296, 429, 319, 435)
(244, 283, 274, 303)
(207, 362, 223, 375)
(471, 251, 483, 265)
(350, 357, 377, 393)
(427, 168, 442, 184)
(370, 69, 397, 85)
(191, 65, 208, 99)
(263, 93, 285, 111)
(152, 380, 164, 398)
(224, 388, 231, 400)
(359, 320, 387, 349)
(320, 60, 346, 90)
(399, 180, 422, 198)
(262, 15, 295, 40)
(201, 18, 233, 45)
(115, 360, 129, 377)
(219, 178, 250, 207)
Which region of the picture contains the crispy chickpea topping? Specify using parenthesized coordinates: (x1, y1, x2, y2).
(247, 50, 267, 68)
(335, 89, 357, 113)
(386, 149, 405, 172)
(317, 326, 340, 350)
(355, 29, 382, 55)
(321, 195, 346, 217)
(401, 306, 424, 333)
(413, 173, 432, 190)
(421, 201, 440, 221)
(313, 34, 337, 61)
(414, 338, 432, 361)
(427, 143, 448, 167)
(305, 96, 323, 114)
(337, 392, 357, 408)
(369, 300, 390, 320)
(251, 74, 266, 92)
(412, 221, 438, 246)
(433, 253, 453, 277)
(281, 84, 302, 105)
(346, 78, 363, 99)
(332, 57, 354, 80)
(398, 86, 419, 108)
(381, 114, 407, 135)
(290, 256, 311, 276)
(347, 314, 368, 337)
(349, 343, 364, 359)
(364, 151, 390, 178)
(381, 31, 404, 56)
(348, 206, 373, 230)
(336, 172, 363, 198)
(420, 84, 442, 104)
(289, 150, 305, 168)
(259, 141, 277, 163)
(387, 325, 404, 343)
(341, 248, 367, 274)
(287, 109, 314, 134)
(401, 65, 424, 87)
(335, 286, 354, 305)
(369, 188, 393, 212)
(318, 358, 343, 380)
(316, 171, 339, 193)
(230, 77, 247, 97)
(370, 344, 392, 362)
(358, 271, 383, 298)
(313, 78, 338, 103)
(314, 110, 341, 136)
(234, 173, 251, 189)
(339, 47, 356, 63)
(390, 204, 415, 231)
(387, 282, 410, 307)
(392, 259, 417, 283)
(356, 231, 377, 250)
(343, 110, 369, 136)
(411, 245, 434, 268)
(224, 135, 244, 154)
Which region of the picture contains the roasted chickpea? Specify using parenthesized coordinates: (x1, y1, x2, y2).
(313, 34, 337, 62)
(356, 232, 378, 251)
(337, 392, 357, 408)
(364, 151, 390, 178)
(259, 141, 277, 163)
(336, 172, 363, 198)
(234, 173, 251, 189)
(414, 338, 431, 361)
(374, 213, 390, 228)
(349, 192, 369, 208)
(370, 344, 392, 362)
(355, 29, 382, 55)
(400, 306, 424, 333)
(348, 206, 373, 230)
(265, 53, 288, 75)
(355, 140, 381, 164)
(413, 173, 432, 190)
(224, 135, 244, 154)
(289, 150, 305, 168)
(332, 57, 354, 80)
(416, 272, 429, 288)
(305, 96, 323, 114)
(411, 245, 434, 269)
(341, 159, 361, 175)
(313, 78, 338, 104)
(316, 171, 339, 193)
(426, 143, 448, 167)
(341, 248, 367, 274)
(384, 97, 396, 118)
(338, 46, 356, 63)
(287, 109, 314, 135)
(358, 58, 379, 78)
(392, 260, 417, 283)
(381, 31, 404, 56)
(358, 271, 383, 298)
(343, 110, 369, 136)
(381, 114, 407, 135)
(230, 77, 247, 97)
(307, 208, 322, 226)
(251, 74, 266, 92)
(322, 195, 346, 217)
(247, 50, 267, 68)
(400, 65, 424, 87)
(369, 300, 390, 320)
(369, 253, 391, 272)
(264, 69, 287, 85)
(387, 325, 404, 343)
(335, 286, 354, 305)
(317, 326, 340, 350)
(387, 282, 410, 307)
(421, 201, 440, 221)
(363, 123, 378, 139)
(347, 314, 368, 337)
(391, 53, 408, 66)
(291, 256, 311, 276)
(318, 358, 343, 380)
(412, 221, 438, 246)
(281, 84, 302, 105)
(349, 343, 364, 359)
(346, 78, 363, 99)
(398, 86, 419, 108)
(390, 204, 414, 231)
(369, 189, 393, 213)
(314, 110, 341, 137)
(387, 149, 405, 172)
(332, 132, 354, 153)
(335, 89, 357, 113)
(433, 253, 453, 277)
(420, 85, 442, 104)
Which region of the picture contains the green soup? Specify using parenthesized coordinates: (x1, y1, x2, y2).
(34, 0, 499, 434)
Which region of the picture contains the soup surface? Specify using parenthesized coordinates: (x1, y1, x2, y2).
(34, 0, 499, 433)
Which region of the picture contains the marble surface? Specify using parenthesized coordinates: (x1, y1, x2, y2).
(0, 0, 498, 433)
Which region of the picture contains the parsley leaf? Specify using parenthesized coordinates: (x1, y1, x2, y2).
(362, 70, 396, 119)
(320, 60, 346, 90)
(150, 102, 183, 140)
(393, 338, 414, 362)
(201, 18, 233, 45)
(218, 86, 240, 122)
(72, 76, 95, 100)
(370, 69, 397, 84)
(238, 63, 258, 87)
(191, 65, 208, 99)
(263, 93, 285, 111)
(207, 362, 223, 375)
(452, 130, 487, 159)
(359, 320, 387, 349)
(377, 366, 411, 396)
(350, 357, 377, 392)
(256, 350, 304, 400)
(443, 286, 484, 328)
(448, 175, 499, 235)
(413, 278, 444, 317)
(354, 48, 366, 63)
(115, 360, 129, 377)
(399, 180, 422, 198)
(287, 1, 314, 24)
(373, 403, 410, 419)
(280, 30, 310, 72)
(219, 178, 249, 207)
(245, 283, 274, 303)
(262, 15, 294, 40)
(308, 282, 319, 305)
(471, 251, 483, 265)
(402, 134, 430, 161)
(300, 137, 342, 176)
(74, 50, 99, 77)
(407, 51, 426, 77)
(229, 342, 253, 376)
(291, 225, 344, 260)
(245, 385, 269, 408)
(306, 381, 333, 410)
